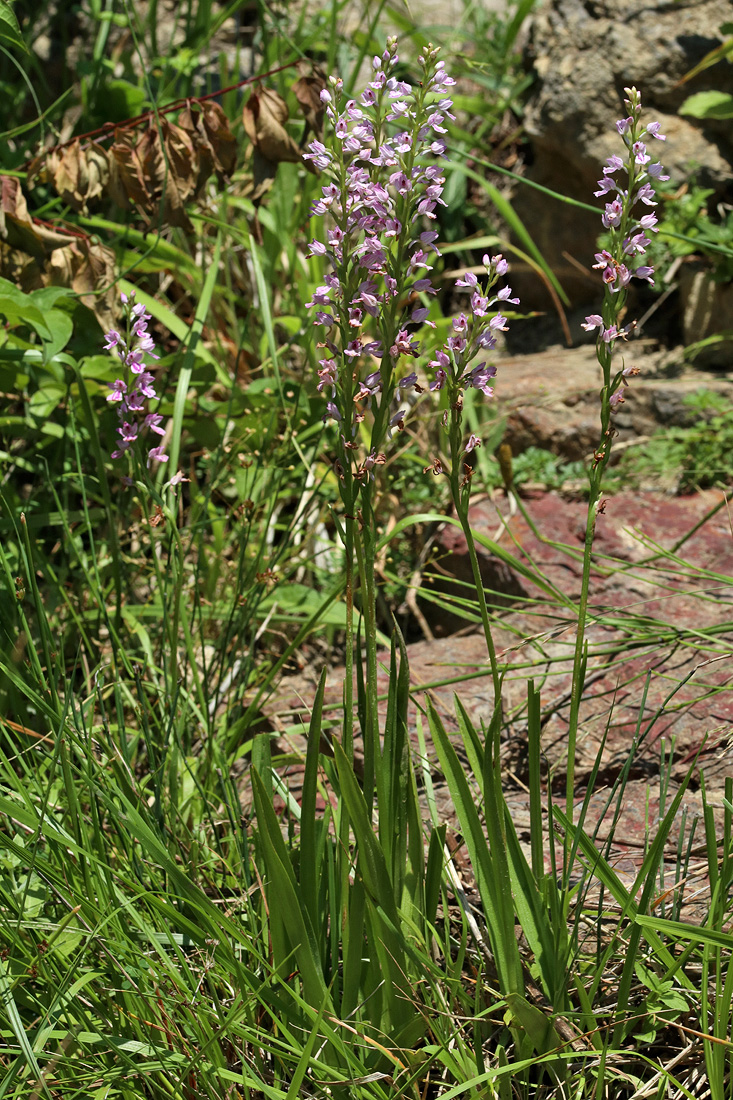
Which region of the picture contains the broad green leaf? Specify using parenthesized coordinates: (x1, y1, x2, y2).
(680, 90, 733, 120)
(103, 78, 148, 118)
(41, 309, 74, 361)
(0, 296, 50, 337)
(260, 583, 347, 627)
(0, 1, 26, 52)
(505, 991, 566, 1061)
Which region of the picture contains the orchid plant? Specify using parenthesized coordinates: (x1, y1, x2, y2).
(306, 39, 518, 796)
(565, 86, 668, 820)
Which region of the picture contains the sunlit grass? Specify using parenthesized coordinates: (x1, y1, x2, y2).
(0, 1, 731, 1098)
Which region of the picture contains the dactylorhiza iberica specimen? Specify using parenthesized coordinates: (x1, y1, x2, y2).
(582, 87, 668, 421)
(105, 292, 168, 467)
(305, 39, 519, 478)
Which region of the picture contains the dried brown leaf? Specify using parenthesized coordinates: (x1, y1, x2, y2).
(0, 176, 72, 257)
(243, 88, 302, 166)
(200, 101, 237, 178)
(177, 99, 237, 193)
(161, 118, 199, 206)
(84, 144, 111, 205)
(293, 66, 327, 139)
(45, 238, 116, 329)
(50, 146, 81, 206)
(177, 104, 214, 192)
(26, 99, 238, 230)
(109, 132, 150, 208)
(32, 142, 111, 213)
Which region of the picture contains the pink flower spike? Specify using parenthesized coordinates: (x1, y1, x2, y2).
(147, 445, 169, 466)
(144, 413, 166, 436)
(107, 379, 127, 402)
(455, 271, 478, 288)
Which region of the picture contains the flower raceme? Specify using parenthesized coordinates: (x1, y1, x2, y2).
(305, 39, 516, 473)
(584, 87, 667, 337)
(104, 292, 168, 468)
(584, 88, 667, 431)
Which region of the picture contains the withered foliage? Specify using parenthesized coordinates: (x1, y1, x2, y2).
(27, 101, 236, 232)
(0, 174, 117, 327)
(292, 64, 327, 139)
(0, 69, 327, 325)
(243, 65, 325, 201)
(244, 87, 310, 201)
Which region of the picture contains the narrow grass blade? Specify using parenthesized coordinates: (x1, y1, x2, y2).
(427, 697, 524, 996)
(251, 768, 331, 1008)
(299, 667, 327, 934)
(164, 231, 222, 477)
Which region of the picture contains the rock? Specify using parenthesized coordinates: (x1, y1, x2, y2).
(489, 341, 733, 461)
(680, 264, 733, 370)
(513, 0, 733, 308)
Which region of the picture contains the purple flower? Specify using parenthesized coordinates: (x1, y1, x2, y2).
(456, 271, 478, 288)
(464, 362, 496, 396)
(305, 40, 473, 470)
(306, 286, 332, 308)
(107, 379, 127, 402)
(585, 87, 670, 425)
(147, 445, 168, 467)
(602, 199, 623, 229)
(632, 141, 650, 166)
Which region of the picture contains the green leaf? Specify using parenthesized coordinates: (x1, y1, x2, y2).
(28, 380, 66, 419)
(251, 768, 332, 1008)
(0, 1, 26, 53)
(680, 90, 733, 120)
(259, 583, 347, 627)
(505, 991, 565, 1062)
(427, 697, 524, 996)
(162, 231, 222, 476)
(0, 295, 50, 338)
(332, 740, 401, 932)
(103, 78, 148, 119)
(298, 668, 327, 934)
(41, 309, 74, 361)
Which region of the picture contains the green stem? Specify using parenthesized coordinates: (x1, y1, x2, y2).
(356, 485, 378, 811)
(564, 331, 615, 869)
(341, 504, 356, 767)
(447, 406, 502, 707)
